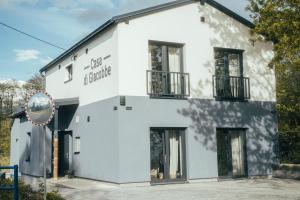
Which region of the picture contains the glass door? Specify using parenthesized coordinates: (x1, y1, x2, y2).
(230, 130, 246, 177)
(217, 129, 247, 178)
(150, 128, 186, 183)
(214, 48, 244, 99)
(149, 42, 184, 96)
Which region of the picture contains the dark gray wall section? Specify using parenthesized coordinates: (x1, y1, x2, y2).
(73, 97, 119, 183)
(10, 116, 52, 177)
(118, 96, 277, 183)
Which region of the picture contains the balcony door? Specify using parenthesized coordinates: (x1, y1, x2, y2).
(149, 42, 184, 96)
(150, 128, 186, 183)
(214, 48, 245, 99)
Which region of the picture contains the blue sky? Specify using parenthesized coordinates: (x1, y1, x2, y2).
(0, 0, 250, 81)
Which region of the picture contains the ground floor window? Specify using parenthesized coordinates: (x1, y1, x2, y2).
(217, 128, 248, 178)
(150, 128, 186, 183)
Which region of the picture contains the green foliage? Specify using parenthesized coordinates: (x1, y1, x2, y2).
(278, 131, 300, 164)
(22, 73, 45, 96)
(0, 73, 45, 166)
(247, 0, 300, 131)
(0, 179, 65, 200)
(0, 118, 12, 166)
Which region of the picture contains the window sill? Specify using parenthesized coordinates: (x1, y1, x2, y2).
(214, 97, 249, 102)
(149, 95, 189, 100)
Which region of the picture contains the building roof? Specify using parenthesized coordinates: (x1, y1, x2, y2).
(12, 97, 79, 118)
(40, 0, 254, 73)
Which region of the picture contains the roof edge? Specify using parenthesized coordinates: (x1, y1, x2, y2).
(40, 19, 115, 73)
(40, 0, 254, 73)
(206, 0, 254, 28)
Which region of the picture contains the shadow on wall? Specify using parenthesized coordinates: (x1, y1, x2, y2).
(19, 120, 52, 177)
(178, 99, 278, 175)
(179, 4, 277, 176)
(192, 3, 275, 101)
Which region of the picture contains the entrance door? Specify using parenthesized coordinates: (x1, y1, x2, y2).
(217, 129, 247, 178)
(58, 131, 72, 176)
(150, 128, 186, 183)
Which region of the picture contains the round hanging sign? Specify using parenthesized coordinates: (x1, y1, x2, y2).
(25, 91, 55, 126)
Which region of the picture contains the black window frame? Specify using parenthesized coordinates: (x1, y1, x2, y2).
(149, 40, 184, 73)
(213, 47, 250, 101)
(64, 64, 73, 83)
(214, 47, 244, 78)
(147, 41, 190, 99)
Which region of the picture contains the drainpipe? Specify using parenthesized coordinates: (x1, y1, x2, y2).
(53, 106, 59, 180)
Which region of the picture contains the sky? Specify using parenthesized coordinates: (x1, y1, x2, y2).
(0, 0, 250, 81)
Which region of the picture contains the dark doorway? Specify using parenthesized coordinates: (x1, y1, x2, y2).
(150, 128, 186, 183)
(58, 131, 72, 177)
(217, 129, 248, 178)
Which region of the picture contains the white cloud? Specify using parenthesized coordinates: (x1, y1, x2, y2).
(13, 49, 41, 62)
(40, 56, 53, 65)
(0, 0, 38, 7)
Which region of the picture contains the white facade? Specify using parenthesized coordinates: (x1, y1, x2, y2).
(11, 0, 278, 184)
(45, 1, 275, 105)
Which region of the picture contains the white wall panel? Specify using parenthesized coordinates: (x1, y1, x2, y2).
(117, 2, 275, 101)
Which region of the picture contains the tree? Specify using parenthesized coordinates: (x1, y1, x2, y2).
(22, 73, 45, 97)
(0, 74, 45, 165)
(0, 80, 18, 165)
(247, 0, 300, 131)
(0, 80, 19, 118)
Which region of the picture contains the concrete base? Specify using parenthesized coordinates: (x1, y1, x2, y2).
(188, 178, 218, 183)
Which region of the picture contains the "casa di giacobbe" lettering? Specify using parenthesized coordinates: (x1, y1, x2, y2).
(84, 55, 111, 86)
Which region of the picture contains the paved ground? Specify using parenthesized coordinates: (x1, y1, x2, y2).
(50, 178, 300, 200)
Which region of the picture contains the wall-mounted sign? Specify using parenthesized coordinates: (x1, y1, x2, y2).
(84, 54, 112, 86)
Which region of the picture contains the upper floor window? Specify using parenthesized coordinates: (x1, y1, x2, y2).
(65, 64, 73, 83)
(147, 41, 190, 98)
(213, 48, 250, 100)
(214, 48, 243, 77)
(149, 42, 183, 73)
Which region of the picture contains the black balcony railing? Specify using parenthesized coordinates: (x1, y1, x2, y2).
(213, 75, 250, 100)
(147, 70, 190, 98)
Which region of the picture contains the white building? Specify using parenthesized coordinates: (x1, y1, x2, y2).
(11, 0, 277, 184)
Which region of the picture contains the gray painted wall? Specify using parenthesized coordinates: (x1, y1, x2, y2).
(11, 96, 277, 183)
(10, 116, 52, 177)
(73, 97, 119, 183)
(117, 96, 277, 183)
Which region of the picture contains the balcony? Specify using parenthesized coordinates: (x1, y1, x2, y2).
(213, 75, 250, 101)
(147, 70, 190, 98)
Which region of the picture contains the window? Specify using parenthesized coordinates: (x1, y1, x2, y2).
(214, 48, 243, 77)
(74, 137, 80, 154)
(150, 128, 186, 182)
(147, 41, 190, 98)
(65, 64, 73, 82)
(149, 42, 183, 73)
(213, 48, 250, 100)
(25, 132, 31, 162)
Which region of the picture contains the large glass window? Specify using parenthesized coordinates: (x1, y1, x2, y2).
(150, 128, 186, 183)
(217, 129, 247, 178)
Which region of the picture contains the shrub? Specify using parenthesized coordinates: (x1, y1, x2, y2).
(0, 178, 65, 200)
(278, 131, 300, 164)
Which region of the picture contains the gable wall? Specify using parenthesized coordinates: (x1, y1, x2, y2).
(117, 1, 275, 101)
